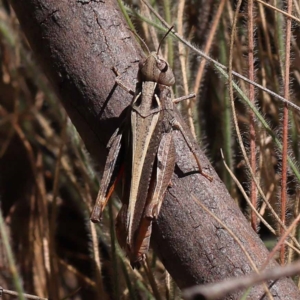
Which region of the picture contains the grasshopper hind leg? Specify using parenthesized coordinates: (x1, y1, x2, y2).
(144, 131, 176, 218)
(171, 118, 213, 182)
(91, 130, 123, 222)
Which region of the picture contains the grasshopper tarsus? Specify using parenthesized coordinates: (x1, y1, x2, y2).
(111, 66, 119, 76)
(199, 169, 213, 182)
(144, 203, 157, 219)
(91, 207, 102, 223)
(192, 154, 213, 182)
(192, 151, 213, 182)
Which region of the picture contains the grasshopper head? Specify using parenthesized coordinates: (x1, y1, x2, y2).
(138, 51, 175, 86)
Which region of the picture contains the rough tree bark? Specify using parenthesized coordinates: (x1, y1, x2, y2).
(8, 0, 300, 299)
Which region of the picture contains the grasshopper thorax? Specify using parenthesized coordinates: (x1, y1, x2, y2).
(138, 51, 175, 86)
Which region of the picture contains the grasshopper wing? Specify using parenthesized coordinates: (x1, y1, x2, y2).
(130, 131, 176, 267)
(145, 131, 176, 218)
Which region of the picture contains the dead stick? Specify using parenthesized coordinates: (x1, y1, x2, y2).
(183, 261, 300, 300)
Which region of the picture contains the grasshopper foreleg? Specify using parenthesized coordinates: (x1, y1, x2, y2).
(112, 67, 135, 96)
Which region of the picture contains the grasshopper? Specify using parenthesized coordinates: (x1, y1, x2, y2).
(91, 29, 212, 267)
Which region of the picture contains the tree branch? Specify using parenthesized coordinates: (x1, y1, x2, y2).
(9, 0, 300, 298)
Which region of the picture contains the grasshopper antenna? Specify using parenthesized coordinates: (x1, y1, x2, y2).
(156, 25, 174, 55)
(130, 29, 151, 54)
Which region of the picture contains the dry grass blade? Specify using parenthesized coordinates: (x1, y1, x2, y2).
(262, 213, 300, 269)
(177, 0, 195, 137)
(247, 0, 258, 232)
(280, 0, 293, 265)
(0, 210, 25, 300)
(255, 0, 300, 23)
(193, 0, 226, 94)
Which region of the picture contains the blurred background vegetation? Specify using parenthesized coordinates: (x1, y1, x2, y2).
(1, 0, 300, 299)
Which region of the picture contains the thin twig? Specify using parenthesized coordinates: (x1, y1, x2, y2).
(139, 0, 159, 50)
(58, 258, 96, 287)
(247, 0, 258, 232)
(176, 0, 196, 138)
(0, 286, 47, 300)
(90, 221, 107, 299)
(262, 213, 300, 270)
(0, 211, 26, 300)
(255, 0, 300, 23)
(142, 258, 162, 300)
(183, 260, 300, 300)
(49, 113, 67, 300)
(193, 0, 226, 95)
(280, 0, 293, 265)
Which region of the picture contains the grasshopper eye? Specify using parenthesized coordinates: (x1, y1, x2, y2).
(156, 59, 168, 72)
(138, 58, 147, 69)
